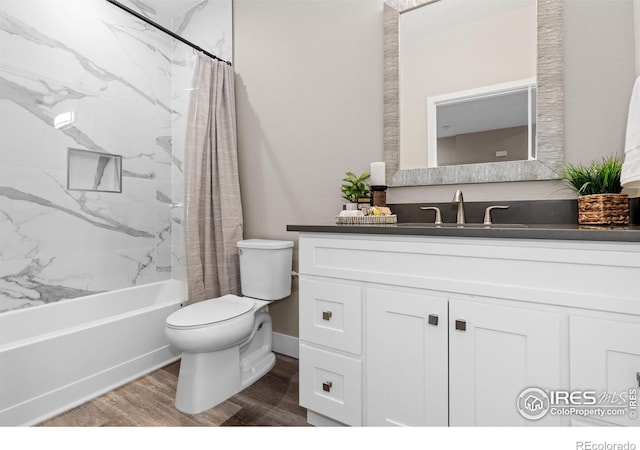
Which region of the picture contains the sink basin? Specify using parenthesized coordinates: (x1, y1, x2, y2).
(397, 223, 529, 229)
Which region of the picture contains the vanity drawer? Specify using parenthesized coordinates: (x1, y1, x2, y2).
(299, 278, 362, 354)
(299, 343, 362, 426)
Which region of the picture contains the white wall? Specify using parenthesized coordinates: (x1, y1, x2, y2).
(233, 0, 636, 337)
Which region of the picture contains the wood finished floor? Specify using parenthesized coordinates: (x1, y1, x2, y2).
(39, 353, 308, 427)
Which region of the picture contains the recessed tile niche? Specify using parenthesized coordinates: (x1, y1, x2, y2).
(67, 148, 122, 193)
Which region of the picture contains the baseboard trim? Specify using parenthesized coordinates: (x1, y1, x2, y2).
(272, 332, 298, 359)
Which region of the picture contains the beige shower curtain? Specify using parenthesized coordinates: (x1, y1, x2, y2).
(184, 55, 243, 302)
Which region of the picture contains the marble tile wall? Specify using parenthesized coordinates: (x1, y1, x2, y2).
(0, 0, 232, 313)
(117, 0, 233, 62)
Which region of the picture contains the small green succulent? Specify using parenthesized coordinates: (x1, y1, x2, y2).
(341, 171, 371, 203)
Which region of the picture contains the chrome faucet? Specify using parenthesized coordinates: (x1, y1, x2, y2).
(452, 190, 465, 225)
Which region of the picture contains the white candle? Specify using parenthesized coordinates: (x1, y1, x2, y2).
(370, 162, 386, 186)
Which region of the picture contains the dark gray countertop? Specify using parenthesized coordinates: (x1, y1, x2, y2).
(286, 222, 640, 242)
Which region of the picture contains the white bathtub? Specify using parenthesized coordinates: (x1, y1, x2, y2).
(0, 280, 185, 426)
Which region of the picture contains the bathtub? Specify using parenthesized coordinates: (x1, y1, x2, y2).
(0, 280, 185, 426)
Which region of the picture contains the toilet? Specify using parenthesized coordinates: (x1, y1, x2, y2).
(165, 239, 294, 414)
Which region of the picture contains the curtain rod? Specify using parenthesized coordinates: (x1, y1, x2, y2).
(105, 0, 231, 66)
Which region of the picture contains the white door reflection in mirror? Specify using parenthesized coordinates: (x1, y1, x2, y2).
(428, 79, 536, 167)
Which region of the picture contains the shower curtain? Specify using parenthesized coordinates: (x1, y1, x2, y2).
(184, 54, 243, 302)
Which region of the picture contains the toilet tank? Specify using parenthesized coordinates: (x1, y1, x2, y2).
(237, 239, 294, 300)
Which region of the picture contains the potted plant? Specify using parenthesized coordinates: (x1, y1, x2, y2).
(562, 155, 629, 225)
(341, 171, 371, 210)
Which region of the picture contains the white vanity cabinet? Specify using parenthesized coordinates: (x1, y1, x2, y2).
(364, 292, 561, 426)
(297, 233, 640, 427)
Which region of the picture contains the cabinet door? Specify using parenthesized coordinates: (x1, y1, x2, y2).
(366, 287, 448, 426)
(449, 299, 560, 426)
(570, 315, 640, 427)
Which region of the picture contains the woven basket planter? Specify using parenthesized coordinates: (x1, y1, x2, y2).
(577, 193, 629, 225)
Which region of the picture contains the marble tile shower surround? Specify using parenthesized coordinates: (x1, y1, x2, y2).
(0, 0, 232, 313)
(116, 0, 232, 62)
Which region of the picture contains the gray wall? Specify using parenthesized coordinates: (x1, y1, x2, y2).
(233, 0, 636, 337)
(437, 126, 529, 166)
(233, 0, 384, 336)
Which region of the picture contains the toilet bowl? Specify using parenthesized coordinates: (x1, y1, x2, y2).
(164, 239, 293, 414)
(165, 295, 257, 353)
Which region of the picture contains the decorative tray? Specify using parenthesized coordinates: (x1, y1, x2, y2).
(335, 214, 397, 225)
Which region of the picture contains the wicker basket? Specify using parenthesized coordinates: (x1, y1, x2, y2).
(577, 194, 629, 225)
(336, 214, 397, 225)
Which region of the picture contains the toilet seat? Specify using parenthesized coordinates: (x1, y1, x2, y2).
(166, 295, 255, 330)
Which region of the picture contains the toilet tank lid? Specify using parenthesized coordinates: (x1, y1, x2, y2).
(237, 239, 293, 250)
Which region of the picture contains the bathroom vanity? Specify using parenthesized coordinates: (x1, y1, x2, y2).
(287, 224, 640, 427)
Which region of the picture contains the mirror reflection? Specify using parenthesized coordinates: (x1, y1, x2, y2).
(399, 0, 537, 171)
(431, 80, 537, 167)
